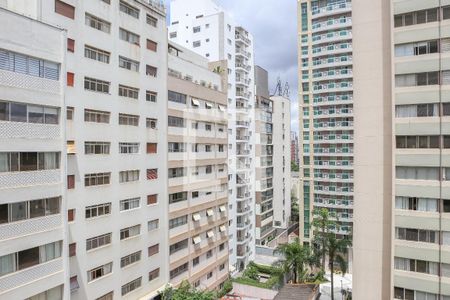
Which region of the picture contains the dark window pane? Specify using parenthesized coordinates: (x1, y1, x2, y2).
(428, 72, 439, 85)
(416, 260, 426, 273)
(18, 247, 40, 270)
(46, 197, 60, 215)
(429, 40, 438, 53)
(20, 152, 38, 171)
(0, 102, 9, 121)
(444, 200, 450, 212)
(406, 228, 418, 241)
(29, 199, 45, 218)
(444, 136, 450, 148)
(0, 204, 8, 224)
(394, 287, 404, 299)
(396, 136, 406, 148)
(444, 6, 450, 20)
(427, 8, 438, 22)
(405, 289, 414, 300)
(394, 15, 403, 27)
(10, 103, 27, 122)
(443, 103, 450, 116)
(417, 104, 428, 117)
(28, 106, 44, 124)
(404, 13, 413, 26)
(407, 136, 417, 148)
(416, 10, 426, 24)
(10, 202, 27, 222)
(417, 73, 427, 86)
(429, 136, 439, 148)
(10, 153, 19, 172)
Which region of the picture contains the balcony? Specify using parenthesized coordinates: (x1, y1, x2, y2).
(235, 63, 251, 73)
(235, 34, 251, 45)
(0, 214, 62, 242)
(235, 49, 251, 58)
(236, 149, 250, 156)
(311, 2, 352, 18)
(0, 170, 61, 190)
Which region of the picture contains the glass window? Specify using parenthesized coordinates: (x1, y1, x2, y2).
(18, 246, 39, 270)
(0, 253, 15, 277)
(29, 199, 45, 218)
(10, 103, 27, 122)
(10, 202, 27, 222)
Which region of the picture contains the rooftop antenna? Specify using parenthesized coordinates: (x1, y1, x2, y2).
(283, 82, 290, 99)
(271, 77, 290, 99)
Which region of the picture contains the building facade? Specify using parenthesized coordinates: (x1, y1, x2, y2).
(297, 0, 354, 244)
(291, 131, 300, 166)
(166, 42, 229, 290)
(168, 0, 256, 272)
(0, 7, 67, 300)
(1, 1, 170, 299)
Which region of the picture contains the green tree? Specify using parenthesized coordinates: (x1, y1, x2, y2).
(290, 199, 299, 223)
(274, 239, 314, 283)
(160, 281, 216, 300)
(311, 208, 336, 270)
(327, 235, 351, 300)
(291, 161, 299, 172)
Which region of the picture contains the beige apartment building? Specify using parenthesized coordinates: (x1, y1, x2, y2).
(167, 42, 229, 290)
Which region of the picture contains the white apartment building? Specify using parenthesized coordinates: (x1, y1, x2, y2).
(1, 0, 170, 299)
(0, 8, 67, 300)
(167, 42, 229, 290)
(254, 66, 291, 246)
(298, 0, 354, 244)
(168, 0, 256, 272)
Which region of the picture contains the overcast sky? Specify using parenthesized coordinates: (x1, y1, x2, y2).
(165, 0, 299, 133)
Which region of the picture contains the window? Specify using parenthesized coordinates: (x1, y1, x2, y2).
(85, 13, 111, 33)
(120, 225, 140, 240)
(118, 143, 139, 154)
(193, 26, 201, 33)
(147, 194, 157, 205)
(0, 101, 59, 124)
(193, 41, 201, 47)
(146, 118, 157, 129)
(168, 142, 186, 152)
(119, 170, 140, 183)
(148, 244, 159, 256)
(170, 239, 188, 255)
(169, 192, 187, 204)
(84, 77, 110, 93)
(170, 32, 177, 38)
(0, 49, 59, 80)
(66, 72, 74, 87)
(395, 103, 438, 118)
(146, 90, 157, 102)
(149, 268, 160, 281)
(147, 39, 157, 52)
(86, 233, 111, 250)
(119, 28, 140, 45)
(120, 197, 140, 211)
(146, 65, 157, 77)
(192, 191, 199, 198)
(169, 215, 188, 229)
(148, 219, 159, 231)
(206, 165, 212, 174)
(67, 38, 75, 52)
(146, 143, 157, 154)
(85, 203, 111, 219)
(119, 56, 139, 72)
(66, 107, 74, 120)
(394, 257, 438, 275)
(55, 0, 75, 19)
(170, 263, 188, 279)
(395, 227, 438, 244)
(395, 72, 440, 87)
(168, 91, 187, 104)
(84, 172, 111, 187)
(168, 116, 185, 127)
(193, 256, 200, 266)
(68, 209, 75, 222)
(85, 142, 110, 155)
(119, 114, 139, 126)
(69, 243, 76, 257)
(220, 263, 225, 271)
(205, 145, 212, 152)
(394, 8, 440, 27)
(96, 292, 114, 300)
(205, 123, 212, 131)
(0, 197, 60, 224)
(146, 168, 158, 180)
(206, 250, 213, 259)
(120, 1, 139, 18)
(395, 196, 439, 212)
(396, 167, 439, 180)
(85, 45, 110, 63)
(396, 136, 439, 149)
(121, 251, 141, 268)
(88, 262, 112, 282)
(70, 276, 79, 292)
(67, 175, 75, 189)
(146, 14, 158, 27)
(0, 152, 60, 173)
(169, 167, 186, 178)
(84, 109, 110, 123)
(122, 277, 142, 296)
(207, 271, 213, 279)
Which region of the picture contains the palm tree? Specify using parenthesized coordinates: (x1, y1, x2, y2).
(327, 235, 351, 300)
(312, 208, 335, 269)
(274, 239, 312, 283)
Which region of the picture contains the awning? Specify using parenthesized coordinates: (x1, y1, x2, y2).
(192, 213, 201, 221)
(193, 235, 201, 244)
(219, 205, 226, 213)
(205, 102, 213, 109)
(70, 276, 79, 292)
(67, 141, 76, 155)
(191, 98, 200, 106)
(219, 225, 226, 232)
(206, 209, 214, 217)
(218, 105, 226, 112)
(207, 230, 215, 238)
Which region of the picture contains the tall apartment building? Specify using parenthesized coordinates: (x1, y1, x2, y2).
(166, 42, 229, 290)
(0, 8, 67, 300)
(1, 0, 170, 299)
(254, 66, 292, 245)
(297, 0, 354, 244)
(168, 0, 256, 272)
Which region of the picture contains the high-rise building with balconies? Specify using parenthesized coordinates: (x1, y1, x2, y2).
(0, 7, 67, 300)
(297, 0, 354, 244)
(166, 42, 229, 290)
(168, 0, 256, 272)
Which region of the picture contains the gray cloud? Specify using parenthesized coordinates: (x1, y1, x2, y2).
(165, 0, 299, 133)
